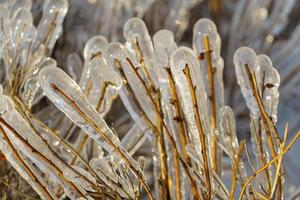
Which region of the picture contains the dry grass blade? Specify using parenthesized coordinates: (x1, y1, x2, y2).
(238, 129, 300, 200)
(229, 141, 245, 200)
(50, 83, 154, 200)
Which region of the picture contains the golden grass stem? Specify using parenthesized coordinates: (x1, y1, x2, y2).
(183, 64, 211, 199)
(229, 141, 245, 200)
(238, 129, 300, 200)
(51, 84, 154, 200)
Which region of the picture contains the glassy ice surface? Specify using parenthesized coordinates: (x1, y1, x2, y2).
(0, 1, 299, 199)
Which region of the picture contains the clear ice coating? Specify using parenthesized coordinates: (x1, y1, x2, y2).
(193, 18, 224, 124)
(256, 54, 280, 122)
(83, 35, 108, 61)
(0, 87, 85, 199)
(123, 17, 153, 60)
(0, 2, 298, 198)
(152, 29, 177, 84)
(39, 65, 121, 153)
(219, 106, 248, 182)
(39, 65, 143, 180)
(105, 42, 157, 126)
(123, 17, 157, 85)
(234, 47, 260, 116)
(153, 29, 177, 67)
(80, 35, 122, 116)
(35, 0, 68, 52)
(170, 47, 211, 156)
(193, 18, 221, 57)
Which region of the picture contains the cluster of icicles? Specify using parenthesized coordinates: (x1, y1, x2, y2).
(0, 0, 286, 199)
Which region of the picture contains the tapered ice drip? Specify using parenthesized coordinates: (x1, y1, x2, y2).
(193, 18, 224, 119)
(124, 18, 153, 61)
(80, 35, 109, 91)
(234, 47, 260, 116)
(21, 58, 57, 108)
(35, 0, 68, 52)
(105, 42, 156, 127)
(0, 86, 85, 199)
(39, 66, 142, 174)
(123, 18, 158, 86)
(152, 30, 177, 83)
(219, 106, 248, 184)
(253, 55, 280, 178)
(89, 157, 137, 198)
(39, 66, 120, 152)
(80, 36, 122, 116)
(2, 7, 36, 70)
(193, 18, 221, 58)
(170, 47, 211, 158)
(152, 29, 186, 199)
(67, 53, 83, 82)
(0, 86, 48, 199)
(256, 54, 280, 123)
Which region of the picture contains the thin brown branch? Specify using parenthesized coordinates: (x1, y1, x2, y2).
(229, 141, 245, 200)
(238, 129, 300, 200)
(0, 117, 87, 198)
(166, 68, 191, 164)
(125, 57, 201, 199)
(50, 83, 154, 200)
(244, 63, 283, 197)
(0, 125, 54, 200)
(183, 64, 211, 199)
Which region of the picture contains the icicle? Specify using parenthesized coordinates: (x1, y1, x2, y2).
(193, 18, 224, 125)
(39, 65, 120, 152)
(67, 53, 83, 83)
(170, 47, 211, 159)
(256, 54, 280, 123)
(0, 86, 84, 199)
(152, 29, 177, 83)
(83, 35, 108, 61)
(123, 18, 153, 61)
(35, 0, 68, 52)
(105, 42, 156, 126)
(63, 165, 97, 194)
(39, 66, 142, 178)
(219, 106, 248, 183)
(233, 47, 260, 116)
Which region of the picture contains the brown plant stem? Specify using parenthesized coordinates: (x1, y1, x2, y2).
(50, 83, 154, 200)
(238, 129, 300, 200)
(0, 117, 87, 198)
(244, 64, 283, 198)
(183, 64, 212, 199)
(203, 36, 218, 175)
(166, 68, 191, 165)
(0, 126, 54, 200)
(229, 141, 245, 200)
(13, 97, 111, 190)
(125, 58, 201, 199)
(156, 91, 171, 199)
(95, 81, 116, 112)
